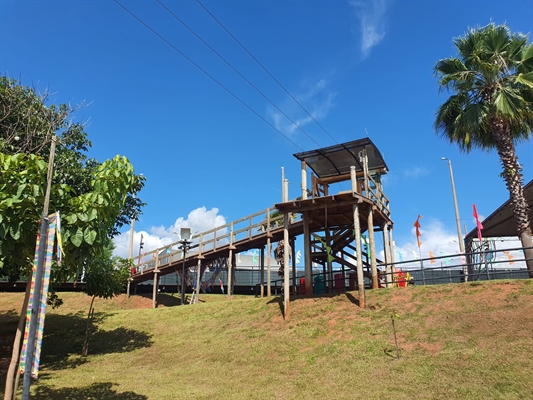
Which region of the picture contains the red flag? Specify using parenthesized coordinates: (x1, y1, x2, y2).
(414, 215, 423, 247)
(472, 204, 483, 242)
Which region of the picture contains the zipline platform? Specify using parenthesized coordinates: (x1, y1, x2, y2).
(129, 138, 395, 313)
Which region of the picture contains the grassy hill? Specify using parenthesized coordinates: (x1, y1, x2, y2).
(2, 280, 533, 399)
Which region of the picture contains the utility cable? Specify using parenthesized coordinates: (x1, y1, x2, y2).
(157, 0, 321, 148)
(196, 0, 339, 145)
(114, 0, 300, 149)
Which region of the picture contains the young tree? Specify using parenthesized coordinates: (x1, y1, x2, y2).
(1, 76, 146, 399)
(434, 23, 533, 275)
(82, 253, 131, 357)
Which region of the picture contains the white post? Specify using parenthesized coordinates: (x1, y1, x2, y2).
(301, 161, 308, 200)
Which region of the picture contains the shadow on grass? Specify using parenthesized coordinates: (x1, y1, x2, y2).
(33, 381, 148, 400)
(345, 292, 362, 307)
(137, 292, 183, 307)
(266, 295, 285, 318)
(41, 313, 153, 371)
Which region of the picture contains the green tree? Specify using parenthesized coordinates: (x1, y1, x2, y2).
(434, 23, 533, 275)
(82, 252, 131, 357)
(1, 76, 146, 399)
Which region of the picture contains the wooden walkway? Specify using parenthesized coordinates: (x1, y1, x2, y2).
(130, 191, 390, 285)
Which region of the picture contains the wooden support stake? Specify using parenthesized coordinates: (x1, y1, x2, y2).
(383, 223, 392, 288)
(303, 212, 312, 296)
(283, 212, 290, 320)
(368, 208, 378, 289)
(352, 167, 365, 308)
(260, 246, 265, 297)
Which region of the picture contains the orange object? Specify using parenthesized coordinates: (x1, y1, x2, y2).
(396, 270, 407, 287)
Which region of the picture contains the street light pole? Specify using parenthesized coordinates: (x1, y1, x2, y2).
(442, 157, 465, 254)
(178, 228, 192, 305)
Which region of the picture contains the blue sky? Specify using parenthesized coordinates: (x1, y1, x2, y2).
(2, 0, 533, 263)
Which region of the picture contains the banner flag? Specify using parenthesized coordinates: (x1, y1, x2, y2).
(397, 251, 403, 262)
(503, 251, 515, 265)
(19, 213, 58, 378)
(429, 251, 436, 264)
(414, 215, 423, 247)
(473, 204, 484, 242)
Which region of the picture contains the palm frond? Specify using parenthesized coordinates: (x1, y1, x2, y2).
(494, 87, 526, 116)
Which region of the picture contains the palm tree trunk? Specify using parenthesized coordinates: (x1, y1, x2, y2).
(493, 121, 533, 277)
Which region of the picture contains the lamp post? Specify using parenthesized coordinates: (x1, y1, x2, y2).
(442, 157, 465, 254)
(178, 227, 192, 305)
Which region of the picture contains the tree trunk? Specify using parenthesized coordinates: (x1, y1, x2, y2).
(493, 120, 533, 276)
(4, 281, 31, 400)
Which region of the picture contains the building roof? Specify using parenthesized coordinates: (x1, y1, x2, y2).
(293, 137, 388, 179)
(465, 180, 533, 241)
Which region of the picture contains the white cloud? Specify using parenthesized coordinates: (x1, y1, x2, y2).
(269, 78, 336, 136)
(402, 166, 431, 179)
(113, 207, 227, 259)
(349, 0, 390, 58)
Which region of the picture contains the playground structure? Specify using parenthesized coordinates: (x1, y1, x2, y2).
(129, 138, 395, 318)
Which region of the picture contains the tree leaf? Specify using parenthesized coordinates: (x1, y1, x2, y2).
(65, 214, 78, 224)
(71, 228, 83, 247)
(515, 72, 533, 88)
(9, 224, 21, 240)
(87, 208, 97, 222)
(83, 228, 97, 245)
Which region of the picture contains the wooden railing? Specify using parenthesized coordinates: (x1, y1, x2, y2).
(132, 206, 302, 277)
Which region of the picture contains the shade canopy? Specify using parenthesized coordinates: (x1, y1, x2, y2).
(465, 180, 533, 241)
(293, 138, 388, 179)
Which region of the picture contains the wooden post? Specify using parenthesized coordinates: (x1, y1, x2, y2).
(227, 223, 234, 299)
(388, 225, 396, 266)
(291, 238, 296, 294)
(195, 234, 203, 304)
(260, 246, 265, 297)
(152, 252, 160, 309)
(283, 212, 290, 320)
(195, 259, 201, 304)
(368, 207, 378, 289)
(383, 223, 392, 288)
(267, 209, 272, 297)
(303, 212, 312, 296)
(351, 166, 365, 308)
(301, 161, 308, 200)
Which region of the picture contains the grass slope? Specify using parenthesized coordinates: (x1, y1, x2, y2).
(2, 280, 533, 399)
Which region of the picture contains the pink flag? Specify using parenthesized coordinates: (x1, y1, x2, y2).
(472, 204, 483, 242)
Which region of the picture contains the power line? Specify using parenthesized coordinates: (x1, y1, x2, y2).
(114, 0, 301, 149)
(156, 0, 322, 149)
(195, 0, 339, 145)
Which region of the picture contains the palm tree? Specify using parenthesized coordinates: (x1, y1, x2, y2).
(434, 23, 533, 276)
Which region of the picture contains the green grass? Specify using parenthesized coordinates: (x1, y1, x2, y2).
(2, 280, 533, 399)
